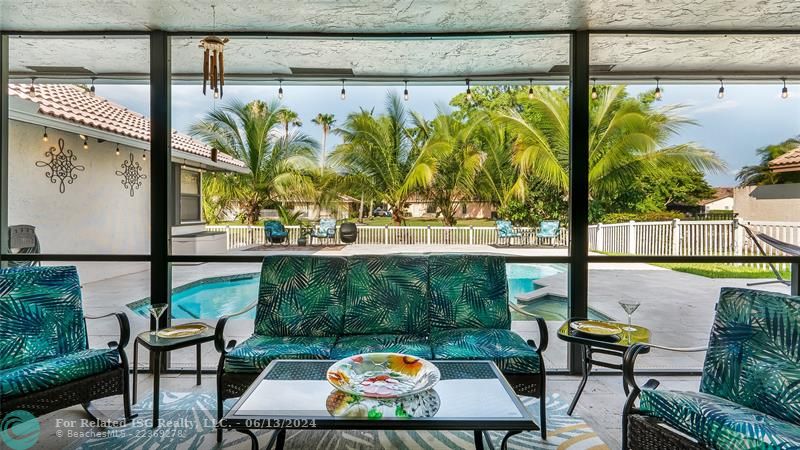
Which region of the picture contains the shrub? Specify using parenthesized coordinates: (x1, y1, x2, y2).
(600, 211, 685, 224)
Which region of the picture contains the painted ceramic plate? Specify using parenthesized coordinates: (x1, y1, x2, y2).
(570, 320, 622, 336)
(327, 353, 441, 398)
(156, 323, 207, 339)
(325, 389, 441, 419)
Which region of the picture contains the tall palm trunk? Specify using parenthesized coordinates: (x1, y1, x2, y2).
(321, 125, 328, 168)
(358, 192, 365, 222)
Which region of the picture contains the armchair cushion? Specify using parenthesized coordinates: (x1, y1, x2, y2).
(430, 328, 540, 374)
(700, 287, 800, 425)
(343, 255, 429, 335)
(0, 266, 88, 370)
(331, 334, 432, 360)
(0, 348, 119, 397)
(224, 335, 336, 373)
(536, 220, 560, 238)
(310, 218, 336, 238)
(254, 255, 347, 337)
(495, 220, 521, 238)
(263, 220, 288, 237)
(429, 254, 510, 330)
(639, 388, 800, 449)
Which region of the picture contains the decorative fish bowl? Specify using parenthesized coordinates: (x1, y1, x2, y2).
(326, 353, 441, 398)
(326, 389, 441, 419)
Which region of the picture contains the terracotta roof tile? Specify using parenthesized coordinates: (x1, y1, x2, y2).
(769, 146, 800, 172)
(8, 84, 245, 168)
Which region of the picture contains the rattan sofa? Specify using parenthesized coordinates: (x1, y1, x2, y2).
(215, 254, 548, 441)
(622, 287, 800, 449)
(0, 266, 134, 423)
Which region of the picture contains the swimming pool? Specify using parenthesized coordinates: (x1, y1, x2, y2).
(129, 263, 609, 322)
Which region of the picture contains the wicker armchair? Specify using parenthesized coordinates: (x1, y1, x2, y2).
(622, 287, 800, 449)
(0, 266, 134, 423)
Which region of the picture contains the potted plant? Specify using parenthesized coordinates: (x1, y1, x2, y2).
(297, 222, 312, 246)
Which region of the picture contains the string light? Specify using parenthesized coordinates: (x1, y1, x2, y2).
(83, 138, 89, 150)
(340, 80, 346, 100)
(781, 78, 789, 99)
(278, 80, 284, 100)
(465, 79, 472, 101)
(42, 127, 48, 142)
(142, 152, 147, 161)
(528, 79, 534, 100)
(717, 79, 725, 99)
(403, 81, 409, 101)
(213, 88, 219, 99)
(591, 78, 598, 100)
(115, 144, 120, 156)
(29, 78, 36, 96)
(654, 78, 662, 101)
(90, 78, 96, 96)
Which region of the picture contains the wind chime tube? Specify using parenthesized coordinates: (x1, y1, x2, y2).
(218, 51, 225, 98)
(203, 48, 209, 95)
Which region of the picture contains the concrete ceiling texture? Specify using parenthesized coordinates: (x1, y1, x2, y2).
(2, 1, 800, 83)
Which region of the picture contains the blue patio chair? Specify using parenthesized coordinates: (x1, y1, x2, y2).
(263, 220, 289, 246)
(309, 218, 337, 245)
(496, 220, 522, 246)
(536, 220, 561, 246)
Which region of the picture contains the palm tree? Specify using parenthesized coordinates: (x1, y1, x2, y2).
(190, 98, 317, 224)
(312, 113, 336, 168)
(736, 137, 800, 186)
(276, 108, 302, 139)
(495, 85, 725, 203)
(331, 93, 435, 225)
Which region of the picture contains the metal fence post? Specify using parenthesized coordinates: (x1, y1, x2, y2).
(732, 217, 743, 257)
(384, 225, 389, 244)
(226, 225, 231, 250)
(426, 226, 431, 245)
(469, 226, 474, 245)
(671, 219, 681, 255)
(628, 220, 637, 254)
(596, 223, 604, 252)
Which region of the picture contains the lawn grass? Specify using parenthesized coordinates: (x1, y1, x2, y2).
(213, 217, 497, 227)
(652, 262, 790, 279)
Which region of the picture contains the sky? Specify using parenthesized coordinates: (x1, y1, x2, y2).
(97, 83, 800, 187)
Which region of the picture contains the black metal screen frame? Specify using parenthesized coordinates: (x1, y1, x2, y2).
(0, 29, 798, 376)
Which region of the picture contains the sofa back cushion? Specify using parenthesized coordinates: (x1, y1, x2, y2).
(343, 255, 429, 335)
(700, 287, 800, 425)
(0, 266, 88, 370)
(254, 255, 347, 337)
(429, 254, 510, 330)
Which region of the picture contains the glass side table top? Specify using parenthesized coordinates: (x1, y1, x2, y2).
(558, 319, 650, 349)
(222, 360, 534, 430)
(135, 322, 215, 349)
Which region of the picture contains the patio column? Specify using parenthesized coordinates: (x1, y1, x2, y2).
(568, 30, 590, 373)
(0, 34, 7, 258)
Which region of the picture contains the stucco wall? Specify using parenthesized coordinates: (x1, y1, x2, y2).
(733, 184, 800, 221)
(9, 120, 151, 259)
(703, 197, 734, 211)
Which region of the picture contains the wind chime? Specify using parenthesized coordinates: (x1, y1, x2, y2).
(199, 5, 229, 99)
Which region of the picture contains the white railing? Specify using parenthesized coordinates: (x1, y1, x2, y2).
(206, 224, 569, 248)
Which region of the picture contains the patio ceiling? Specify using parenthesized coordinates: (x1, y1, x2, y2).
(1, 0, 800, 33)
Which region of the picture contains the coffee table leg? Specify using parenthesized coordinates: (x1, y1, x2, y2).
(132, 340, 138, 403)
(473, 430, 485, 450)
(236, 428, 259, 450)
(152, 351, 160, 428)
(567, 345, 591, 416)
(196, 343, 202, 386)
(500, 430, 522, 450)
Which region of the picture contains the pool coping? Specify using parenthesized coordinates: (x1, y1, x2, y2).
(126, 272, 260, 316)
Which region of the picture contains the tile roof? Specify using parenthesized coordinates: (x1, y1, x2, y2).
(8, 83, 245, 168)
(769, 146, 800, 173)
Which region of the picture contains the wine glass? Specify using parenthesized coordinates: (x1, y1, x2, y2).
(618, 300, 641, 344)
(148, 304, 168, 337)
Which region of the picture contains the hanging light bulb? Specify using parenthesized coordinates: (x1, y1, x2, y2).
(83, 138, 89, 150)
(213, 88, 220, 99)
(654, 78, 662, 101)
(42, 127, 48, 142)
(142, 152, 147, 161)
(591, 78, 598, 100)
(528, 79, 534, 100)
(90, 78, 96, 96)
(278, 80, 284, 100)
(403, 81, 409, 101)
(340, 80, 346, 100)
(717, 79, 725, 99)
(115, 144, 120, 156)
(466, 79, 472, 101)
(781, 78, 789, 99)
(29, 78, 36, 96)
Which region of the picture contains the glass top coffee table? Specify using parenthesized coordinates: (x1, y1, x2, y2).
(220, 360, 538, 450)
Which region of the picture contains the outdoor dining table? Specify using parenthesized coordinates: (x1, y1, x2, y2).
(557, 319, 650, 415)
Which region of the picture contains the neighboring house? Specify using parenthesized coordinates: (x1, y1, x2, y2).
(699, 187, 734, 212)
(284, 195, 358, 220)
(7, 84, 247, 277)
(404, 194, 496, 219)
(732, 148, 800, 222)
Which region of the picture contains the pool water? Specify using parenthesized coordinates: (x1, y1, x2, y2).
(129, 263, 609, 322)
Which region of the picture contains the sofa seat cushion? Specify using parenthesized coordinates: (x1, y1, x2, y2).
(331, 334, 432, 360)
(428, 254, 510, 331)
(430, 329, 539, 374)
(343, 255, 430, 335)
(0, 348, 120, 397)
(268, 231, 288, 238)
(224, 335, 336, 373)
(639, 389, 800, 449)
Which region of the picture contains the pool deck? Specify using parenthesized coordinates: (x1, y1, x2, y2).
(75, 244, 791, 372)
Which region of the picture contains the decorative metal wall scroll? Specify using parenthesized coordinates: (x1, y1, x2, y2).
(116, 153, 147, 197)
(35, 138, 85, 194)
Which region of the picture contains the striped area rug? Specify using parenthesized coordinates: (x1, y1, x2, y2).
(69, 392, 608, 449)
